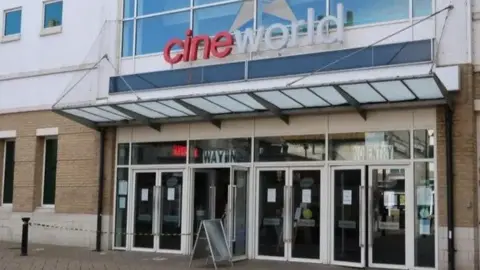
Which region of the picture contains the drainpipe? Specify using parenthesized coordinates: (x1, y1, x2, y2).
(96, 128, 106, 252)
(444, 105, 455, 270)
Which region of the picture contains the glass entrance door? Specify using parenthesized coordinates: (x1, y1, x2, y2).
(331, 166, 366, 267)
(256, 168, 322, 262)
(132, 170, 184, 252)
(368, 166, 407, 268)
(228, 166, 249, 260)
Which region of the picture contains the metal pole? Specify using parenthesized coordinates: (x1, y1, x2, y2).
(20, 217, 30, 256)
(96, 129, 106, 252)
(444, 105, 455, 270)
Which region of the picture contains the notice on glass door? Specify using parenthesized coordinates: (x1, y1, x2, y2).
(302, 189, 311, 203)
(119, 197, 126, 209)
(118, 180, 128, 195)
(267, 188, 276, 203)
(141, 189, 149, 201)
(167, 188, 175, 201)
(342, 190, 352, 205)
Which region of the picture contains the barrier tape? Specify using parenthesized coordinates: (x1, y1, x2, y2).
(28, 222, 195, 237)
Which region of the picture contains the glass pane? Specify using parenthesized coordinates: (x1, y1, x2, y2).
(182, 98, 230, 114)
(160, 100, 196, 115)
(310, 86, 346, 105)
(137, 0, 190, 16)
(329, 131, 411, 160)
(123, 0, 135, 18)
(44, 1, 63, 28)
(140, 102, 188, 117)
(194, 2, 252, 35)
(99, 106, 132, 119)
(82, 107, 126, 121)
(257, 170, 286, 257)
(404, 78, 442, 99)
(371, 168, 406, 265)
(43, 139, 58, 205)
(118, 104, 165, 118)
(257, 0, 326, 33)
(255, 91, 303, 109)
(331, 0, 408, 26)
(291, 170, 321, 259)
(159, 172, 183, 250)
(135, 12, 190, 55)
(117, 143, 129, 165)
(228, 94, 265, 110)
(371, 81, 416, 102)
(340, 84, 385, 103)
(4, 10, 22, 36)
(282, 89, 329, 107)
(413, 0, 431, 17)
(414, 162, 435, 267)
(190, 138, 251, 163)
(232, 169, 248, 257)
(114, 168, 129, 247)
(133, 172, 156, 248)
(333, 169, 361, 262)
(195, 0, 230, 5)
(2, 141, 15, 204)
(132, 142, 188, 164)
(414, 129, 435, 159)
(122, 20, 134, 57)
(255, 135, 326, 162)
(63, 109, 109, 122)
(206, 96, 253, 112)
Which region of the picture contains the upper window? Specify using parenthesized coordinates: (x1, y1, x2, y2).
(122, 0, 432, 57)
(3, 8, 22, 37)
(43, 0, 63, 28)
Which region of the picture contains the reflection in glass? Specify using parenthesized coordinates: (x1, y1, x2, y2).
(330, 0, 408, 26)
(43, 1, 63, 28)
(232, 169, 248, 257)
(159, 172, 183, 250)
(117, 143, 129, 165)
(413, 0, 432, 17)
(329, 131, 410, 160)
(190, 138, 251, 164)
(122, 21, 134, 57)
(194, 2, 252, 35)
(131, 141, 187, 164)
(255, 135, 325, 162)
(4, 10, 22, 36)
(414, 130, 435, 159)
(123, 0, 135, 18)
(371, 168, 406, 265)
(291, 170, 321, 259)
(133, 172, 156, 249)
(114, 168, 129, 247)
(414, 162, 435, 268)
(333, 169, 361, 263)
(137, 0, 190, 16)
(257, 170, 285, 257)
(135, 12, 190, 55)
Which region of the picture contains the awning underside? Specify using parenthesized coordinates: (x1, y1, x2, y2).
(54, 74, 455, 131)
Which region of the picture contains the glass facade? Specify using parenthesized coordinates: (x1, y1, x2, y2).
(122, 0, 432, 57)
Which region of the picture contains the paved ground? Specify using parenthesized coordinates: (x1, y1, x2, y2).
(0, 241, 348, 270)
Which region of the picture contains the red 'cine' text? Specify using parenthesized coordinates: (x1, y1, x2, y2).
(163, 29, 234, 65)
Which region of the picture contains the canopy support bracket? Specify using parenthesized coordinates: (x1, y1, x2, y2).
(174, 99, 222, 129)
(333, 85, 367, 120)
(110, 105, 161, 132)
(247, 93, 290, 125)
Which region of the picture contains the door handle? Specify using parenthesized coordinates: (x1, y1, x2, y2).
(368, 186, 373, 247)
(288, 186, 293, 242)
(232, 185, 237, 242)
(359, 186, 364, 247)
(283, 186, 287, 242)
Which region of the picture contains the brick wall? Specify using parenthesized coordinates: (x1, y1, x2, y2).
(0, 110, 116, 215)
(436, 64, 479, 269)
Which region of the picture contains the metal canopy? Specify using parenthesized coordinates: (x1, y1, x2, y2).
(54, 74, 456, 131)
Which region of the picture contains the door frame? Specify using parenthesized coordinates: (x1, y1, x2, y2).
(329, 165, 366, 268)
(367, 165, 412, 269)
(254, 167, 324, 263)
(129, 169, 185, 254)
(229, 165, 250, 261)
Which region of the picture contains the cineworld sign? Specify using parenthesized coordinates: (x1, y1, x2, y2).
(163, 3, 344, 65)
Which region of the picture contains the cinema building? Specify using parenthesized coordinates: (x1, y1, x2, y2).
(0, 0, 479, 269)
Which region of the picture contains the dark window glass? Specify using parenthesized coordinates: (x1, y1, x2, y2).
(43, 139, 58, 205)
(4, 9, 22, 36)
(414, 129, 435, 159)
(44, 1, 63, 28)
(117, 143, 129, 165)
(114, 168, 129, 247)
(3, 141, 15, 204)
(189, 138, 251, 164)
(255, 135, 325, 162)
(132, 142, 187, 164)
(329, 131, 410, 160)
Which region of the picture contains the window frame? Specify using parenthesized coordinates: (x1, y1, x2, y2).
(1, 139, 15, 206)
(1, 7, 22, 43)
(41, 136, 58, 207)
(41, 0, 63, 36)
(121, 0, 433, 58)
